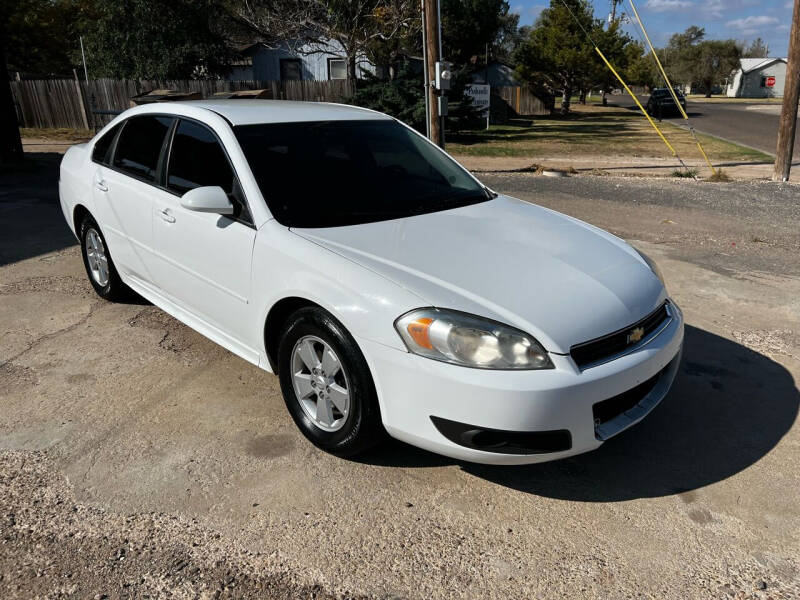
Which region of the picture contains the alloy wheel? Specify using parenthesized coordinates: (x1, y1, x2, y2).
(290, 335, 351, 432)
(85, 228, 110, 287)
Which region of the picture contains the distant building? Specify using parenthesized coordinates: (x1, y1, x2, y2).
(725, 58, 787, 98)
(226, 41, 377, 82)
(469, 61, 519, 87)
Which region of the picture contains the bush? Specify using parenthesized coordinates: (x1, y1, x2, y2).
(346, 62, 426, 132)
(346, 62, 488, 134)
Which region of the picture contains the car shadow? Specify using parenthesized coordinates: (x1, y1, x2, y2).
(0, 152, 78, 266)
(358, 325, 798, 501)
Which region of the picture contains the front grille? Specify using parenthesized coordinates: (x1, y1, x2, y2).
(570, 302, 670, 369)
(592, 368, 662, 425)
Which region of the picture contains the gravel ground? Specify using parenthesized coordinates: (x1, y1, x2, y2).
(480, 173, 800, 277)
(0, 451, 341, 600)
(1, 159, 799, 599)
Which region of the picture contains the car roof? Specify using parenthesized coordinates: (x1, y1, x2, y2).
(172, 99, 392, 126)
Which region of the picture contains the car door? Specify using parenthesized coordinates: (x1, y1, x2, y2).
(92, 115, 173, 284)
(150, 117, 256, 344)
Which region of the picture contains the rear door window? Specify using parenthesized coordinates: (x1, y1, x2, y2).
(113, 115, 173, 182)
(91, 123, 121, 165)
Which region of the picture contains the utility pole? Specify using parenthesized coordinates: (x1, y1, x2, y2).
(422, 0, 442, 147)
(610, 0, 622, 22)
(0, 40, 23, 163)
(80, 36, 89, 83)
(774, 0, 800, 181)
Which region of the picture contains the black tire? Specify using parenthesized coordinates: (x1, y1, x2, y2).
(79, 215, 130, 302)
(277, 306, 385, 457)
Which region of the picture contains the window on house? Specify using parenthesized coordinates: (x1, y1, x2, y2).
(280, 59, 302, 81)
(328, 58, 347, 80)
(761, 76, 767, 88)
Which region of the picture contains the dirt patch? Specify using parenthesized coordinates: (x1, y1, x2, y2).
(0, 450, 343, 600)
(731, 329, 799, 359)
(0, 275, 95, 299)
(0, 363, 38, 395)
(246, 434, 295, 460)
(128, 306, 218, 365)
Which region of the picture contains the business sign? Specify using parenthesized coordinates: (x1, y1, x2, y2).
(765, 76, 776, 88)
(464, 84, 490, 117)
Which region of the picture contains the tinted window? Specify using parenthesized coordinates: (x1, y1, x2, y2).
(91, 123, 121, 165)
(167, 120, 234, 194)
(167, 119, 250, 223)
(113, 115, 173, 181)
(234, 120, 489, 228)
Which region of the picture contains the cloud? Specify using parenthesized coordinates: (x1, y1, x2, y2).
(725, 15, 780, 35)
(645, 0, 694, 12)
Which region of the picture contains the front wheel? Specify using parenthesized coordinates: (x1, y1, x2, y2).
(277, 307, 385, 457)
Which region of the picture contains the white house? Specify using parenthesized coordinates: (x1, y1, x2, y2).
(725, 58, 787, 98)
(227, 41, 378, 82)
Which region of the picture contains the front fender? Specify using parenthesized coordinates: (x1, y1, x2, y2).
(252, 222, 424, 362)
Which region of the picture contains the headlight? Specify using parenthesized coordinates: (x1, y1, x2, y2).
(394, 309, 553, 370)
(634, 248, 665, 286)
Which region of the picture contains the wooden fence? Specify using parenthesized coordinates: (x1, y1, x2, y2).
(10, 78, 355, 129)
(493, 86, 552, 116)
(10, 78, 551, 130)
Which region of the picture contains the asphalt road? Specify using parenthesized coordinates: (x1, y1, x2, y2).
(615, 96, 800, 157)
(1, 155, 799, 599)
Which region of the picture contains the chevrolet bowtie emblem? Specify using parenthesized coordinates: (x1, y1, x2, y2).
(627, 326, 645, 344)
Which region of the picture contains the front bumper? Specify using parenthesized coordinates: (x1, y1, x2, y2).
(359, 302, 684, 465)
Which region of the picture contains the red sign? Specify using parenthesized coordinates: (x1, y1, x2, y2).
(766, 76, 776, 88)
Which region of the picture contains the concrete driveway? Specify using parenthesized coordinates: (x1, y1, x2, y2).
(1, 155, 799, 599)
(617, 96, 800, 158)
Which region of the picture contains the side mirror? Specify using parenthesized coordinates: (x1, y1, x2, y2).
(180, 186, 234, 215)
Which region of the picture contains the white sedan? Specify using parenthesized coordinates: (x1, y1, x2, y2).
(59, 100, 683, 465)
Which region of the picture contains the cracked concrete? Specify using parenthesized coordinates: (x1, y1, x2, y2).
(0, 156, 798, 599)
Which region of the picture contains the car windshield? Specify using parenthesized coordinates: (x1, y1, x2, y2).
(234, 120, 491, 228)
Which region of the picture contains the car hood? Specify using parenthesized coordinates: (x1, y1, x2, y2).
(292, 195, 666, 353)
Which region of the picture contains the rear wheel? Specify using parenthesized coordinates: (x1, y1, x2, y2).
(79, 215, 129, 301)
(277, 307, 384, 457)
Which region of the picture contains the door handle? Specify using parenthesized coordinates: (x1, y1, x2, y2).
(159, 208, 176, 223)
(95, 178, 108, 192)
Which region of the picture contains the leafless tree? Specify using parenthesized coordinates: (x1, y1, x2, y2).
(231, 0, 420, 81)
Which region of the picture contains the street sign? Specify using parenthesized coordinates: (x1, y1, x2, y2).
(765, 76, 776, 88)
(464, 84, 490, 130)
(464, 84, 490, 117)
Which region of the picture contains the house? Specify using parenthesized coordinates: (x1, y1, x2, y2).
(725, 58, 787, 98)
(469, 61, 519, 87)
(226, 41, 377, 82)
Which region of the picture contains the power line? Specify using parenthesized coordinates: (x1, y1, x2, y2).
(555, 0, 695, 175)
(627, 0, 717, 176)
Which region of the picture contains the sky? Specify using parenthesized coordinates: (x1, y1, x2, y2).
(510, 0, 795, 57)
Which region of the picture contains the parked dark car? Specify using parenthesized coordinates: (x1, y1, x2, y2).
(645, 88, 687, 118)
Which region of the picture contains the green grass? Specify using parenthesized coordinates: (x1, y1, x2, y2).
(446, 104, 773, 162)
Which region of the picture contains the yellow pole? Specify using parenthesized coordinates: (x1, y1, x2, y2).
(628, 0, 717, 175)
(594, 47, 678, 157)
